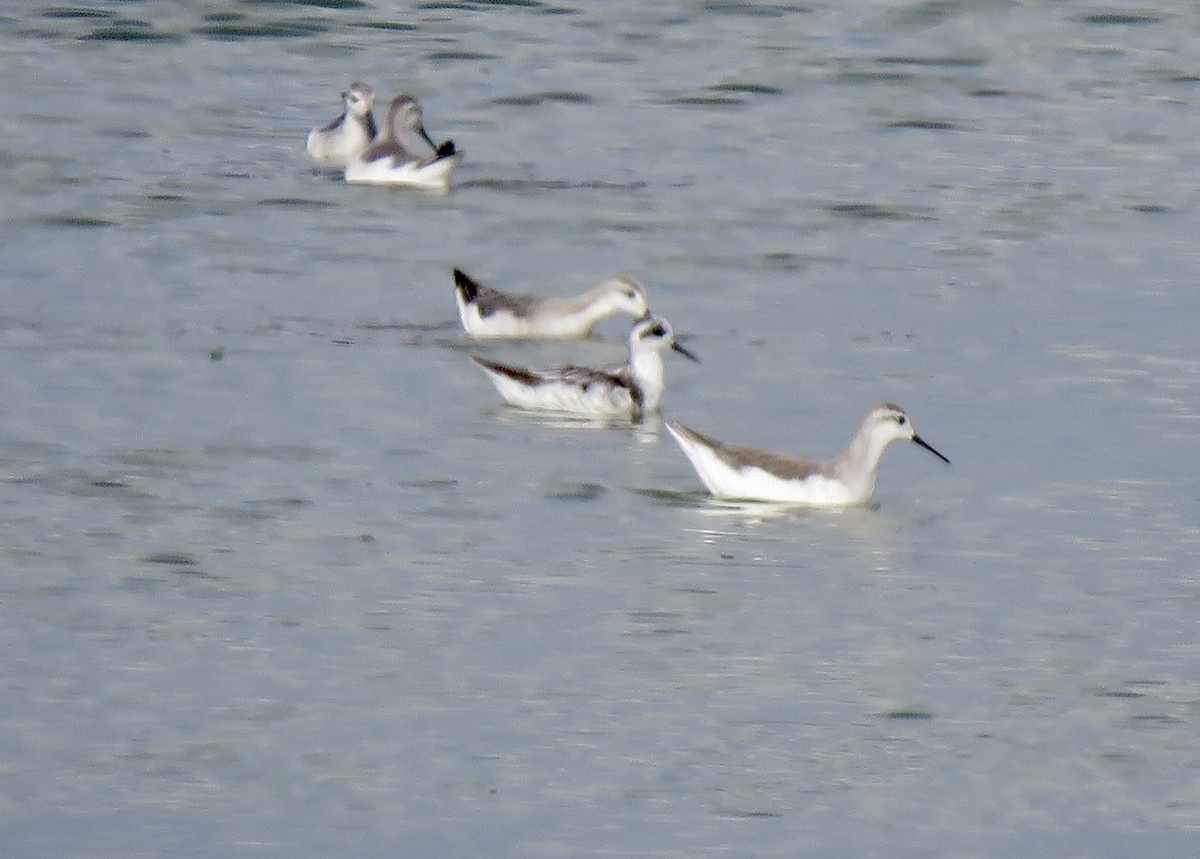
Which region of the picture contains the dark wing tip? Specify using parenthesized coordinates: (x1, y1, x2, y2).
(668, 420, 716, 448)
(470, 355, 544, 386)
(453, 268, 480, 301)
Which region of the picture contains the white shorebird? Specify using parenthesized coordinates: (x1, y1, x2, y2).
(470, 316, 698, 420)
(666, 403, 949, 507)
(344, 94, 460, 190)
(306, 81, 378, 169)
(454, 268, 651, 339)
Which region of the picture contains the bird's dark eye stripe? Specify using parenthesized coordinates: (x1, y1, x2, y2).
(649, 325, 666, 337)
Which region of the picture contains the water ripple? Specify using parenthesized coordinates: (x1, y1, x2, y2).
(194, 20, 330, 40)
(80, 22, 183, 42)
(823, 201, 938, 221)
(483, 91, 594, 108)
(42, 7, 114, 20)
(884, 118, 963, 131)
(1080, 12, 1163, 25)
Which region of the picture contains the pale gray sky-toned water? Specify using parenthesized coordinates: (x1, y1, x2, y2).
(2, 2, 1199, 856)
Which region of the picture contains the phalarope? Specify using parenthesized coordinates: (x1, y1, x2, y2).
(306, 81, 378, 169)
(666, 403, 949, 507)
(344, 94, 461, 190)
(470, 316, 698, 420)
(454, 268, 651, 340)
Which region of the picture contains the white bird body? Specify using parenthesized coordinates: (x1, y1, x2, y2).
(471, 317, 697, 421)
(344, 94, 459, 190)
(306, 82, 377, 169)
(344, 152, 461, 190)
(454, 269, 650, 339)
(666, 403, 949, 507)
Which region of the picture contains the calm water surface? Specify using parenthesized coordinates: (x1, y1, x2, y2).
(2, 1, 1199, 856)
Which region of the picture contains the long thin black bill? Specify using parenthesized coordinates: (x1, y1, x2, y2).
(671, 341, 700, 363)
(417, 125, 438, 151)
(913, 434, 950, 464)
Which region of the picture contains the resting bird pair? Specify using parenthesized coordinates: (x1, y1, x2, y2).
(306, 83, 460, 190)
(456, 268, 696, 423)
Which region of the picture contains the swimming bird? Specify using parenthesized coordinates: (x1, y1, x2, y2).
(344, 94, 460, 190)
(666, 403, 949, 506)
(306, 81, 378, 169)
(470, 316, 698, 420)
(454, 268, 651, 339)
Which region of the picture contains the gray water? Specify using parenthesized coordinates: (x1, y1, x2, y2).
(2, 1, 1199, 856)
